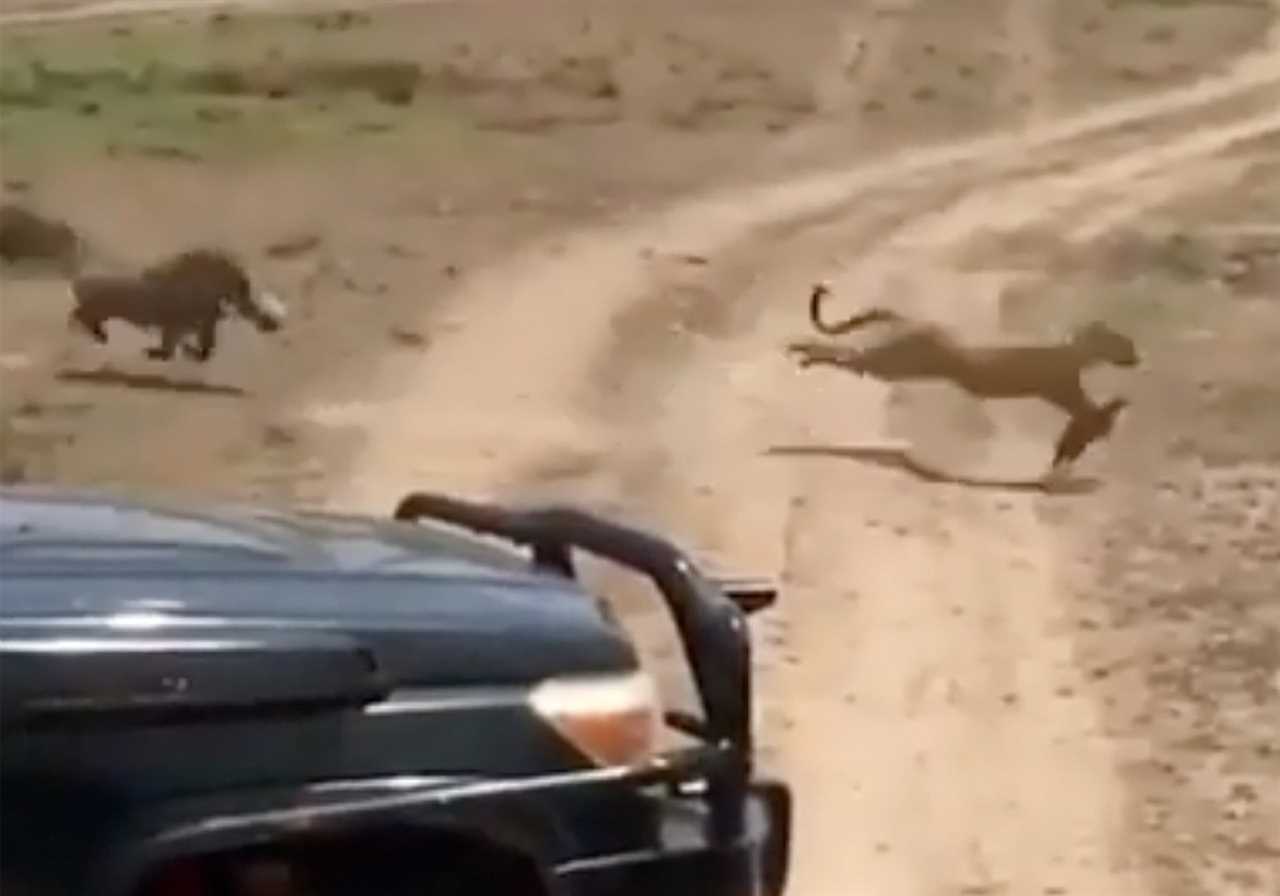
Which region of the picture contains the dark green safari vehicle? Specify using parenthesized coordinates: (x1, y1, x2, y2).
(0, 485, 791, 896)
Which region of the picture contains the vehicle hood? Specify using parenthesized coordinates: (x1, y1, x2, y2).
(0, 487, 638, 708)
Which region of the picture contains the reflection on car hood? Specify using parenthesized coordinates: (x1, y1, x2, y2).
(0, 486, 637, 686)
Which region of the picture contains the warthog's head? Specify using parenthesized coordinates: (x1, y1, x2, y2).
(225, 286, 286, 333)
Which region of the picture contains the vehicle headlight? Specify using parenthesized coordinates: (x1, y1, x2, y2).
(528, 669, 660, 768)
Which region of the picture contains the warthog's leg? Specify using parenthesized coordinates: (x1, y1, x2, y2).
(69, 307, 108, 343)
(182, 318, 218, 362)
(146, 326, 181, 360)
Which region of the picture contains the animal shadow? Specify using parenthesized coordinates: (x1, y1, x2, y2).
(56, 367, 247, 397)
(765, 444, 1101, 495)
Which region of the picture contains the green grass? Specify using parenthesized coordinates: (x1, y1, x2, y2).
(0, 15, 473, 165)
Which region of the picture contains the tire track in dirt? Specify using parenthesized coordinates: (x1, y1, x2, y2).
(898, 104, 1280, 254)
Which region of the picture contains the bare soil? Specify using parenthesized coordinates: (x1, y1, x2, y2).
(2, 1, 1279, 894)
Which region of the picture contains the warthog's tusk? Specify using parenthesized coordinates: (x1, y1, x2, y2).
(258, 291, 287, 322)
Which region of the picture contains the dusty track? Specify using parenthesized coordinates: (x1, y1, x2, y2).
(323, 15, 1279, 893)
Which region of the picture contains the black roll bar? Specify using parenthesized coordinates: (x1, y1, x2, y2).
(392, 491, 758, 840)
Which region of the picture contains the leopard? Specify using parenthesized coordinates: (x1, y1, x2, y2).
(788, 281, 1139, 475)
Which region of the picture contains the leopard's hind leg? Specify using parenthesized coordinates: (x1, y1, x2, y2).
(787, 341, 868, 373)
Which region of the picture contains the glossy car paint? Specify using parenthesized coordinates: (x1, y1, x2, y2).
(1, 485, 639, 689)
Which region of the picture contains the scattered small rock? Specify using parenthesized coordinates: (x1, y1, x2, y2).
(427, 197, 458, 217)
(135, 144, 203, 162)
(195, 105, 242, 125)
(389, 327, 428, 348)
(264, 232, 321, 259)
(261, 424, 298, 448)
(350, 121, 395, 134)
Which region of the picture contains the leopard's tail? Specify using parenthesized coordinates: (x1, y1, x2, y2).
(809, 282, 903, 336)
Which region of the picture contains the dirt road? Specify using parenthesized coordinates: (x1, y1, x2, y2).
(324, 19, 1280, 896)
